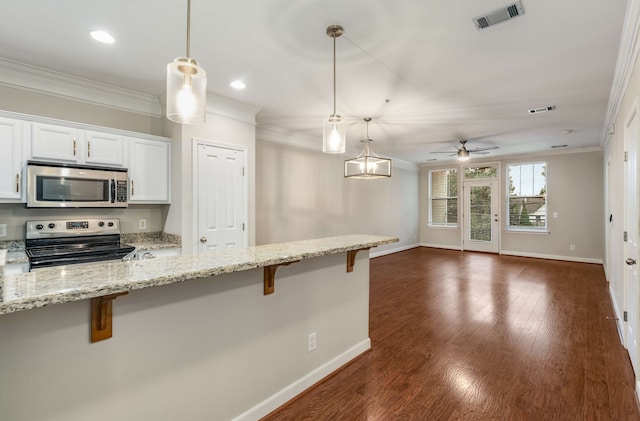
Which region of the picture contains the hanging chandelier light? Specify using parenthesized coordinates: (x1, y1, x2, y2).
(323, 25, 346, 154)
(166, 0, 207, 124)
(344, 118, 392, 179)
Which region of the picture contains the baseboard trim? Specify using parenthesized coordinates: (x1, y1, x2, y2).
(370, 243, 420, 258)
(500, 250, 603, 264)
(609, 284, 625, 344)
(231, 338, 372, 421)
(419, 243, 463, 251)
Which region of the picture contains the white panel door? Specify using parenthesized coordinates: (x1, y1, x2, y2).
(624, 103, 640, 386)
(463, 180, 499, 253)
(196, 143, 246, 252)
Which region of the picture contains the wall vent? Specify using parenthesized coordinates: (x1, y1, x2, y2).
(473, 1, 525, 30)
(528, 105, 555, 114)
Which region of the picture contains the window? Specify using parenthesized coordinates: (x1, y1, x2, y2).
(507, 162, 547, 230)
(429, 169, 458, 226)
(464, 165, 498, 179)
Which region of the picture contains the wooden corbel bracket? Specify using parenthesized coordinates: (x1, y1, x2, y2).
(347, 248, 371, 273)
(264, 261, 299, 295)
(90, 292, 128, 343)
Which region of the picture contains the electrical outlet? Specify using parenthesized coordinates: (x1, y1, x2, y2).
(139, 219, 147, 230)
(570, 244, 576, 251)
(0, 224, 6, 237)
(308, 332, 317, 353)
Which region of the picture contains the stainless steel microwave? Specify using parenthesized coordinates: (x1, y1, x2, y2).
(26, 161, 128, 208)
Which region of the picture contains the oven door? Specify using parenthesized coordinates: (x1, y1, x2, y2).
(26, 163, 128, 208)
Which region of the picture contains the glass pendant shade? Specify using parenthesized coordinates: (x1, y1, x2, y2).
(457, 148, 470, 161)
(167, 57, 207, 124)
(323, 114, 346, 153)
(345, 140, 392, 179)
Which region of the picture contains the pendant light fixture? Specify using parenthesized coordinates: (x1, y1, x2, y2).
(344, 118, 392, 179)
(166, 0, 207, 124)
(323, 25, 346, 154)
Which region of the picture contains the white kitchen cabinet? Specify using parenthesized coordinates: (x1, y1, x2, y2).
(128, 137, 171, 203)
(0, 117, 24, 200)
(85, 131, 125, 167)
(30, 123, 126, 167)
(31, 122, 83, 163)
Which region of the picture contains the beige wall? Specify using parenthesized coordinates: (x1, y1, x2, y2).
(0, 87, 167, 240)
(420, 151, 604, 261)
(256, 139, 419, 255)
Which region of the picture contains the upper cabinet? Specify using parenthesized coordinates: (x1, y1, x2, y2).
(128, 137, 171, 204)
(30, 123, 125, 167)
(0, 117, 24, 200)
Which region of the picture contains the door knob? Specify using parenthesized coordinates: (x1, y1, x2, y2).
(627, 258, 637, 266)
(200, 237, 207, 243)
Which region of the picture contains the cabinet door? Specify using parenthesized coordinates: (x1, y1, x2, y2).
(85, 131, 124, 167)
(0, 117, 23, 200)
(31, 123, 82, 163)
(128, 137, 171, 203)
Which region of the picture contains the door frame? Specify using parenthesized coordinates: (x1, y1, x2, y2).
(192, 137, 248, 253)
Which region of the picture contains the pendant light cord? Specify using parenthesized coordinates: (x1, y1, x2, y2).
(186, 0, 191, 57)
(333, 34, 336, 115)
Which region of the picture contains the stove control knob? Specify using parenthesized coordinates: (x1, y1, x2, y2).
(98, 221, 105, 227)
(107, 222, 114, 227)
(48, 223, 55, 229)
(35, 224, 44, 230)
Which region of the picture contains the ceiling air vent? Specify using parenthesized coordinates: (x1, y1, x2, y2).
(473, 1, 525, 30)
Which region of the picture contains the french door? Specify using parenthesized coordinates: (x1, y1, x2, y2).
(463, 180, 499, 253)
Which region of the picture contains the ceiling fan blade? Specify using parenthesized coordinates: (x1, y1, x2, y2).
(468, 146, 499, 152)
(471, 151, 491, 155)
(430, 151, 458, 154)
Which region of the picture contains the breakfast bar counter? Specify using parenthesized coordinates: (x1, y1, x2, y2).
(0, 234, 398, 421)
(0, 234, 397, 315)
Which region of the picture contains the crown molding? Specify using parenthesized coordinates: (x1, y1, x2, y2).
(0, 57, 162, 117)
(205, 92, 260, 125)
(256, 124, 419, 171)
(602, 0, 640, 148)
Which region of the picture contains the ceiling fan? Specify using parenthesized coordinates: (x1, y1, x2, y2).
(431, 139, 499, 161)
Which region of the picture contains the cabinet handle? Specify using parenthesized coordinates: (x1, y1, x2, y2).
(15, 173, 19, 193)
(87, 140, 91, 158)
(131, 179, 134, 196)
(73, 138, 77, 156)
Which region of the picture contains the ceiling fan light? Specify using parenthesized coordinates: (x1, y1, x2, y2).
(457, 149, 470, 161)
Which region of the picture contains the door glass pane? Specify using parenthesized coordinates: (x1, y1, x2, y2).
(470, 186, 492, 242)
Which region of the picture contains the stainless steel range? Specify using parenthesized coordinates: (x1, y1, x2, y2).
(25, 218, 136, 271)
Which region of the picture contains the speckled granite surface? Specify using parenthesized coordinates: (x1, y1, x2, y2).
(0, 235, 397, 315)
(0, 240, 28, 264)
(121, 232, 181, 251)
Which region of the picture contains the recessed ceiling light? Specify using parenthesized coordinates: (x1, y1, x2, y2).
(230, 80, 246, 90)
(90, 30, 115, 44)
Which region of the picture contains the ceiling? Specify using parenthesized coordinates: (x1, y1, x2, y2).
(0, 0, 629, 163)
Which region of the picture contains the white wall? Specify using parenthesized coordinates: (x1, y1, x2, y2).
(420, 151, 605, 262)
(0, 252, 371, 421)
(255, 138, 419, 255)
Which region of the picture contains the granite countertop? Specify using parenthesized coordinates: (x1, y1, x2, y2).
(121, 232, 181, 251)
(0, 234, 398, 315)
(0, 240, 28, 265)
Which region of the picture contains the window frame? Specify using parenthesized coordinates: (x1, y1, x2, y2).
(428, 168, 459, 228)
(505, 161, 548, 232)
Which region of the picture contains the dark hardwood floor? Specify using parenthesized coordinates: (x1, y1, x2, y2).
(262, 247, 640, 420)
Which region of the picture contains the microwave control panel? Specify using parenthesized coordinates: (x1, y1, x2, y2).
(116, 180, 128, 202)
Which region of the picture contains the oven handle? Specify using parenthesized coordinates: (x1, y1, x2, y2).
(110, 179, 116, 203)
